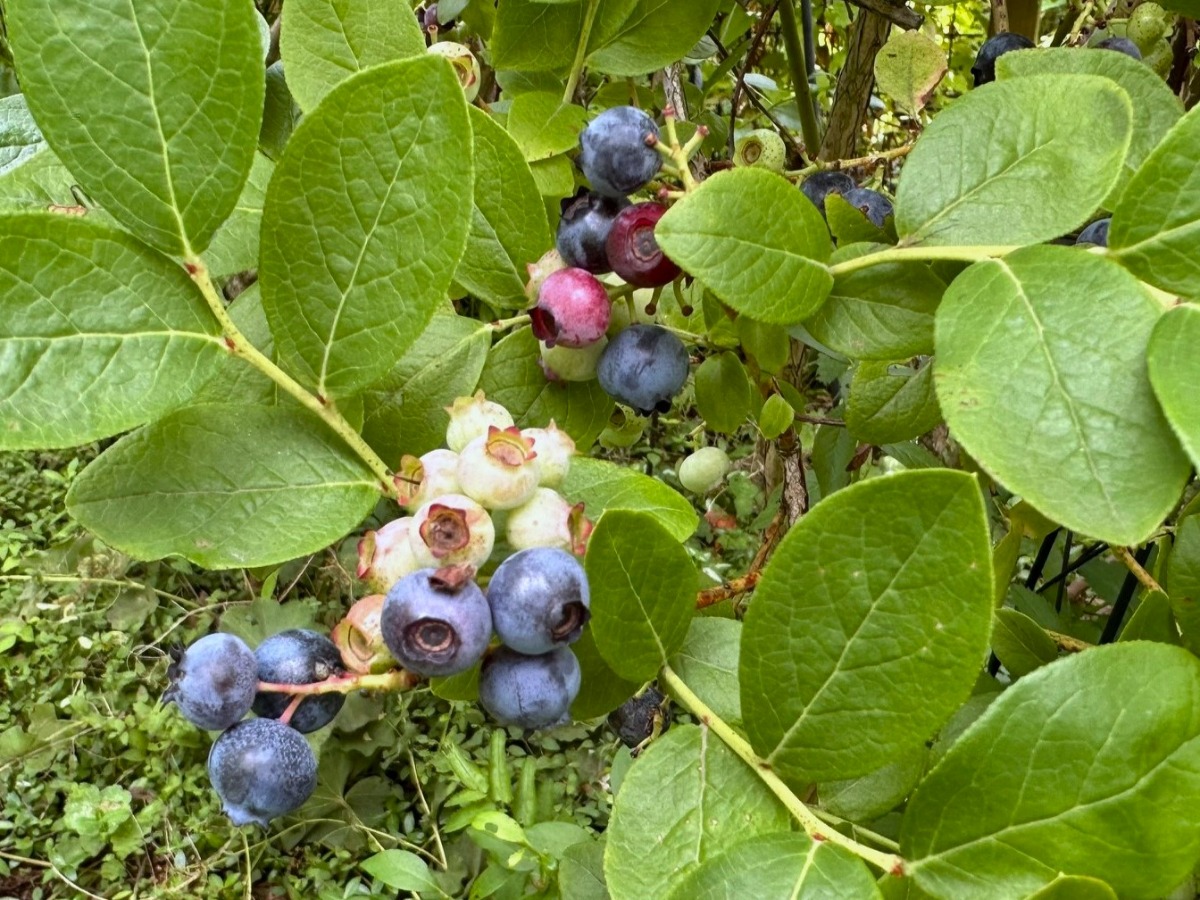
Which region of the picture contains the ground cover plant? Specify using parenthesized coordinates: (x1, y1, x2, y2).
(1, 0, 1199, 896)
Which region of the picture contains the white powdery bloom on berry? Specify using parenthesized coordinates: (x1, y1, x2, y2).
(395, 449, 462, 511)
(409, 493, 496, 569)
(356, 517, 422, 592)
(456, 427, 540, 510)
(445, 391, 515, 452)
(522, 422, 575, 488)
(506, 488, 593, 555)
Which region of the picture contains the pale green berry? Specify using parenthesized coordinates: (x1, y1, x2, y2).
(733, 129, 786, 172)
(678, 447, 732, 494)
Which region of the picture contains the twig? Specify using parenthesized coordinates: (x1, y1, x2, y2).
(778, 1, 823, 155)
(849, 0, 924, 29)
(786, 143, 913, 178)
(1047, 629, 1091, 654)
(562, 0, 601, 103)
(696, 572, 761, 609)
(990, 0, 1010, 36)
(1113, 545, 1163, 595)
(1099, 545, 1155, 643)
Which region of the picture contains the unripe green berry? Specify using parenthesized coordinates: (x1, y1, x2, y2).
(678, 447, 731, 494)
(733, 129, 786, 172)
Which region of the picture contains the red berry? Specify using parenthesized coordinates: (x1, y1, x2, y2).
(605, 202, 680, 288)
(531, 268, 611, 348)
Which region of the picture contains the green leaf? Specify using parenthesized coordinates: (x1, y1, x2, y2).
(1026, 876, 1119, 900)
(758, 394, 795, 441)
(506, 92, 586, 161)
(874, 31, 947, 116)
(476, 328, 613, 448)
(1118, 589, 1180, 645)
(666, 831, 880, 900)
(902, 643, 1200, 900)
(280, 0, 426, 113)
(587, 0, 723, 77)
(457, 108, 553, 310)
(260, 56, 474, 399)
(694, 352, 752, 435)
(66, 404, 379, 568)
(667, 618, 742, 726)
(996, 47, 1182, 207)
(1147, 304, 1200, 470)
(7, 0, 264, 255)
(204, 152, 273, 279)
(991, 608, 1058, 677)
(807, 245, 943, 360)
(846, 360, 941, 444)
(656, 168, 834, 325)
(559, 837, 608, 900)
(0, 214, 223, 450)
(361, 849, 441, 893)
(604, 724, 790, 900)
(560, 457, 698, 542)
(260, 61, 302, 161)
(818, 744, 927, 824)
(220, 596, 321, 647)
(0, 94, 46, 177)
(570, 627, 641, 719)
(586, 510, 698, 682)
(935, 245, 1189, 545)
(895, 76, 1132, 246)
(361, 315, 491, 465)
(741, 470, 994, 783)
(491, 0, 589, 72)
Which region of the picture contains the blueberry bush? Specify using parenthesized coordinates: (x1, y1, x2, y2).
(1, 0, 1199, 896)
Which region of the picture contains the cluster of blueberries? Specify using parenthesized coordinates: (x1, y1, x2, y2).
(165, 396, 595, 826)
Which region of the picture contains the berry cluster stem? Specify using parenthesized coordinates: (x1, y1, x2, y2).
(650, 109, 706, 193)
(258, 669, 421, 697)
(186, 257, 400, 501)
(660, 664, 907, 875)
(786, 144, 914, 179)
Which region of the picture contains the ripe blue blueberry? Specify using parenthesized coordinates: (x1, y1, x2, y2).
(252, 629, 345, 734)
(842, 187, 894, 228)
(800, 170, 855, 219)
(208, 717, 318, 827)
(1096, 36, 1142, 59)
(380, 565, 492, 677)
(597, 324, 690, 416)
(1076, 218, 1111, 247)
(478, 646, 581, 729)
(163, 633, 257, 731)
(578, 106, 662, 198)
(972, 32, 1034, 86)
(487, 547, 591, 655)
(556, 188, 628, 274)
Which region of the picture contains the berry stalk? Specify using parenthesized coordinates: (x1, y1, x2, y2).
(659, 663, 907, 876)
(826, 244, 1022, 278)
(257, 669, 421, 697)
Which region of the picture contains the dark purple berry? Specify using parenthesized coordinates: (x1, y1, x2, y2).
(1095, 36, 1142, 59)
(487, 547, 591, 655)
(597, 324, 689, 416)
(606, 202, 681, 288)
(608, 686, 671, 748)
(972, 32, 1035, 87)
(1076, 218, 1111, 247)
(531, 268, 611, 348)
(479, 646, 581, 729)
(800, 170, 855, 219)
(578, 106, 662, 198)
(842, 187, 894, 228)
(252, 629, 345, 734)
(208, 718, 318, 827)
(556, 188, 628, 274)
(380, 565, 492, 677)
(163, 633, 257, 731)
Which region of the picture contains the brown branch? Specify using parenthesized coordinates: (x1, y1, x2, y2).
(696, 572, 762, 609)
(1113, 546, 1164, 595)
(818, 10, 892, 160)
(847, 0, 923, 31)
(1047, 629, 1091, 654)
(990, 0, 1010, 36)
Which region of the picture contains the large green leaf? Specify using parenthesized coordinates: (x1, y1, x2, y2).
(585, 511, 698, 682)
(456, 108, 552, 310)
(569, 627, 641, 720)
(491, 0, 630, 73)
(656, 168, 834, 325)
(846, 360, 941, 444)
(667, 618, 742, 727)
(475, 328, 612, 448)
(694, 352, 753, 435)
(560, 456, 698, 542)
(204, 152, 273, 279)
(903, 643, 1200, 899)
(806, 245, 944, 360)
(259, 56, 473, 399)
(0, 94, 45, 177)
(280, 0, 426, 113)
(7, 0, 264, 255)
(740, 470, 993, 783)
(66, 405, 379, 569)
(587, 0, 723, 77)
(361, 314, 491, 465)
(604, 724, 791, 900)
(1168, 515, 1200, 653)
(895, 75, 1132, 246)
(996, 47, 1181, 206)
(1147, 305, 1200, 469)
(818, 743, 927, 824)
(666, 832, 880, 900)
(991, 607, 1058, 677)
(1111, 105, 1200, 299)
(506, 92, 586, 161)
(935, 245, 1188, 545)
(0, 214, 223, 450)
